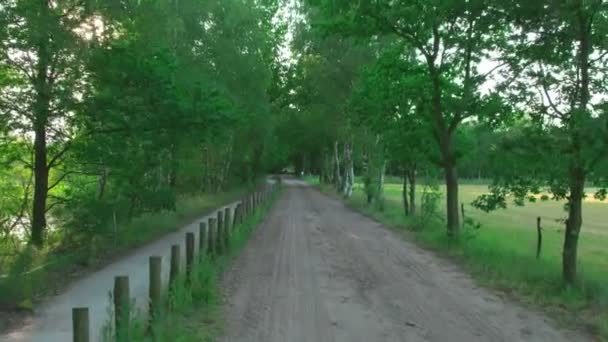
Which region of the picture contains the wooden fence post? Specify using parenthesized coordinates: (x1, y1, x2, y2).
(170, 245, 180, 286)
(113, 276, 130, 341)
(224, 207, 232, 251)
(233, 203, 241, 228)
(199, 221, 207, 257)
(72, 307, 89, 342)
(207, 218, 216, 257)
(149, 256, 162, 319)
(216, 211, 224, 255)
(461, 203, 465, 229)
(186, 232, 195, 282)
(536, 217, 542, 259)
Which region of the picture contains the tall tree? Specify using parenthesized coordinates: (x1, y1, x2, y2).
(305, 0, 505, 236)
(475, 0, 608, 283)
(350, 42, 433, 213)
(0, 0, 90, 246)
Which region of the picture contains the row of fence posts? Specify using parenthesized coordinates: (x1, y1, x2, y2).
(71, 183, 278, 342)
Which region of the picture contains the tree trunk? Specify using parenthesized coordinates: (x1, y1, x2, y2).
(561, 2, 591, 284)
(340, 143, 347, 193)
(342, 142, 354, 198)
(563, 168, 584, 284)
(445, 160, 460, 237)
(364, 152, 373, 204)
(31, 0, 51, 247)
(333, 141, 341, 190)
(32, 127, 49, 247)
(168, 145, 178, 189)
(408, 167, 416, 215)
(97, 164, 108, 200)
(429, 64, 460, 237)
(402, 170, 409, 216)
(375, 158, 386, 212)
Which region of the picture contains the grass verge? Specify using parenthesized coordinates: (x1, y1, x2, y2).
(0, 188, 248, 316)
(105, 188, 281, 342)
(311, 181, 607, 341)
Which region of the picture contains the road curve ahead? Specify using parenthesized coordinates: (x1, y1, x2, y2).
(221, 180, 586, 342)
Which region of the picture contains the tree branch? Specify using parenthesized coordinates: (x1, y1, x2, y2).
(47, 141, 72, 169)
(538, 62, 566, 118)
(47, 171, 75, 191)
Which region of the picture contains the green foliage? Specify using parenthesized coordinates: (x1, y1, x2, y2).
(298, 0, 608, 283)
(0, 0, 282, 309)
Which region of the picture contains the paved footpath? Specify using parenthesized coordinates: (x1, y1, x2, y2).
(1, 201, 240, 342)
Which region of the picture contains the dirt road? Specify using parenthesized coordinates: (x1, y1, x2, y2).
(0, 202, 240, 342)
(222, 180, 587, 342)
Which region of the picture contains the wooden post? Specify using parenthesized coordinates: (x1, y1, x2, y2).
(240, 202, 245, 223)
(72, 307, 89, 342)
(241, 202, 245, 221)
(186, 232, 195, 282)
(207, 218, 216, 257)
(216, 210, 224, 255)
(461, 203, 465, 229)
(149, 256, 162, 318)
(199, 221, 207, 256)
(170, 245, 180, 286)
(536, 217, 542, 259)
(224, 207, 232, 251)
(233, 203, 241, 228)
(113, 276, 130, 341)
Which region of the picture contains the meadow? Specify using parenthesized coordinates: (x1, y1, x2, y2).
(318, 178, 608, 338)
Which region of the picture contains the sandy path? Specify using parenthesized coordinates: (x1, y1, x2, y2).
(0, 201, 242, 342)
(221, 180, 587, 342)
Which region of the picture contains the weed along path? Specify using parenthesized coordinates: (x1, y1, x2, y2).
(0, 200, 245, 342)
(221, 180, 587, 342)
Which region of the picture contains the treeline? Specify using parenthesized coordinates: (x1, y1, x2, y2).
(0, 0, 281, 255)
(280, 0, 608, 284)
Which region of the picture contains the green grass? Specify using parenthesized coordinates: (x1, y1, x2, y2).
(315, 181, 608, 340)
(0, 189, 248, 311)
(105, 188, 281, 342)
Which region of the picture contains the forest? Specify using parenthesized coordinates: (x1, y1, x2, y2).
(1, 0, 608, 339)
(0, 0, 283, 310)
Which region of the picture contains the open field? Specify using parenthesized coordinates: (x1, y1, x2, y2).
(383, 183, 608, 271)
(311, 178, 608, 338)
